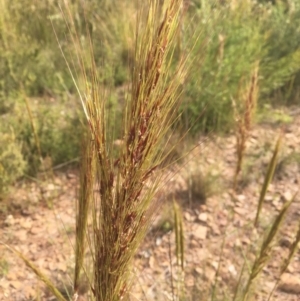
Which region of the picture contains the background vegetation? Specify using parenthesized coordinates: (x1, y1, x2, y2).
(1, 0, 300, 190)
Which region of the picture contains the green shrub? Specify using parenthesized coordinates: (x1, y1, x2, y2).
(0, 0, 134, 105)
(0, 0, 133, 178)
(181, 0, 300, 134)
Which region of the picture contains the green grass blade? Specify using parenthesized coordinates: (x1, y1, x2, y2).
(254, 134, 282, 227)
(243, 193, 295, 301)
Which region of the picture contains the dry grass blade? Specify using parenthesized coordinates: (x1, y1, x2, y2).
(242, 195, 295, 301)
(254, 134, 282, 227)
(1, 243, 67, 301)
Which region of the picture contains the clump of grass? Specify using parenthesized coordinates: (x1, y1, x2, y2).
(79, 1, 187, 298)
(233, 63, 259, 190)
(187, 166, 221, 205)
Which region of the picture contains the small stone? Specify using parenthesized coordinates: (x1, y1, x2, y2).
(56, 262, 67, 272)
(156, 237, 162, 246)
(198, 212, 208, 222)
(67, 172, 76, 179)
(233, 207, 247, 216)
(279, 237, 291, 248)
(20, 219, 32, 229)
(185, 275, 195, 287)
(235, 239, 242, 247)
(184, 211, 195, 222)
(279, 273, 300, 294)
(282, 191, 293, 201)
(47, 183, 55, 191)
(265, 194, 273, 202)
(149, 256, 155, 269)
(203, 267, 215, 281)
(211, 261, 219, 270)
(4, 215, 15, 227)
(241, 237, 251, 245)
(139, 250, 151, 259)
(10, 281, 23, 290)
(30, 227, 43, 235)
(228, 264, 237, 276)
(193, 225, 207, 240)
(195, 267, 203, 275)
(189, 239, 199, 248)
(14, 230, 27, 241)
(211, 224, 221, 236)
(236, 194, 246, 203)
(287, 265, 295, 274)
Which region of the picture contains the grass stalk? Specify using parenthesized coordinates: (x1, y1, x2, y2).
(233, 63, 259, 189)
(242, 195, 295, 301)
(173, 199, 185, 300)
(73, 137, 95, 296)
(279, 193, 300, 273)
(174, 200, 184, 271)
(267, 191, 299, 301)
(254, 134, 282, 227)
(1, 243, 67, 301)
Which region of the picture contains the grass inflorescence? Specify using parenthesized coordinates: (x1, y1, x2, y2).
(65, 0, 188, 300)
